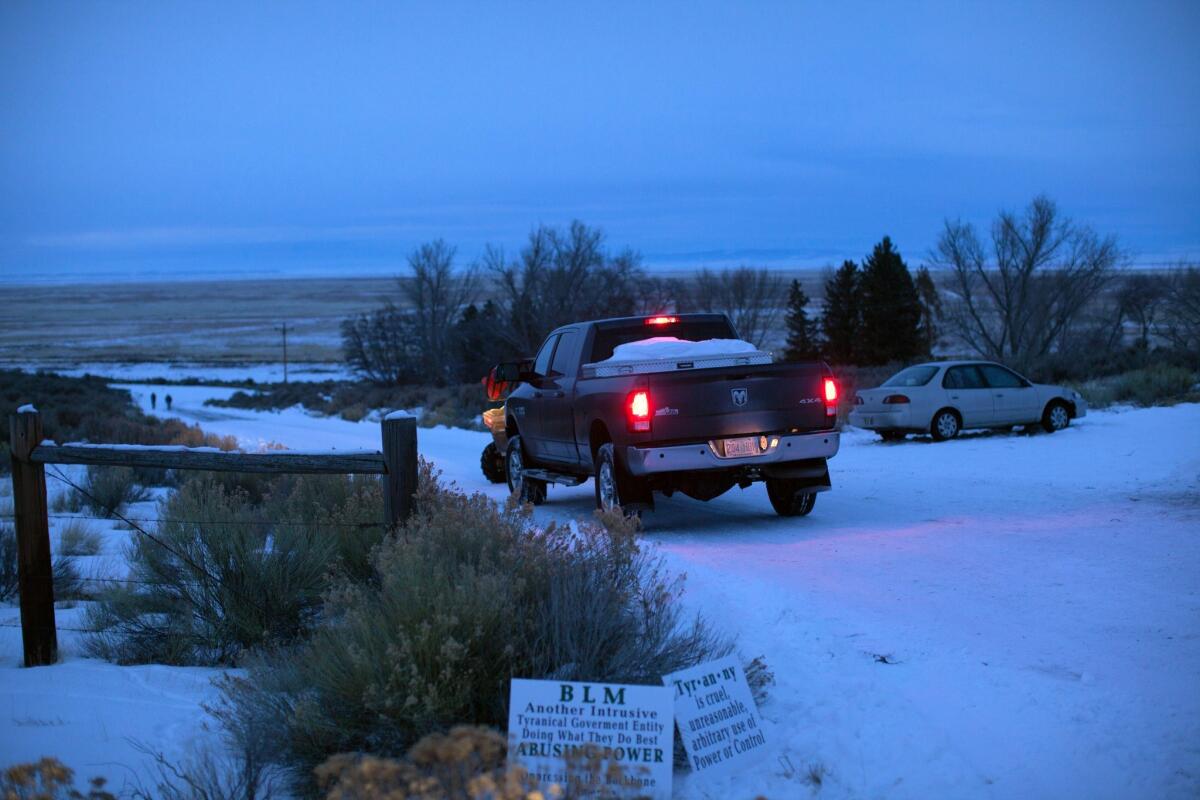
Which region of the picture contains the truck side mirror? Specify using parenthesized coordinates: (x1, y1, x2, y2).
(493, 361, 522, 382)
(491, 360, 535, 389)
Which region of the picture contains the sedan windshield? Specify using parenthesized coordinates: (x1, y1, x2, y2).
(883, 365, 939, 387)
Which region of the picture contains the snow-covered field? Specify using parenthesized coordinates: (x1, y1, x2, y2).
(2, 383, 1198, 799)
(11, 361, 353, 384)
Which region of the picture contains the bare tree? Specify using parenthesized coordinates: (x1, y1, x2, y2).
(1115, 272, 1170, 350)
(401, 240, 479, 383)
(633, 274, 689, 316)
(683, 266, 786, 347)
(1161, 264, 1200, 358)
(933, 195, 1121, 370)
(489, 221, 649, 355)
(341, 303, 419, 385)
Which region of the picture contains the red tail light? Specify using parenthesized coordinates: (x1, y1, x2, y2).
(627, 389, 651, 432)
(883, 394, 910, 404)
(823, 378, 838, 417)
(645, 315, 678, 326)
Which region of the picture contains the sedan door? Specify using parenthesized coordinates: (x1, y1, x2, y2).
(978, 364, 1040, 425)
(941, 365, 995, 427)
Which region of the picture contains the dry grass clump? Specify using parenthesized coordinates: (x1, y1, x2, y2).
(1, 523, 82, 602)
(73, 466, 150, 517)
(50, 488, 84, 513)
(58, 518, 103, 556)
(0, 757, 115, 799)
(316, 726, 664, 800)
(317, 727, 546, 800)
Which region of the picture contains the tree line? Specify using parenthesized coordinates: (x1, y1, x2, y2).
(343, 197, 1200, 385)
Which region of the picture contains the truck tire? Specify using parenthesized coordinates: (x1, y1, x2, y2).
(480, 441, 506, 484)
(506, 435, 546, 505)
(594, 443, 644, 517)
(765, 478, 818, 517)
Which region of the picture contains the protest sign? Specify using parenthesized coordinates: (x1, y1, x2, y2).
(508, 678, 674, 799)
(663, 655, 769, 777)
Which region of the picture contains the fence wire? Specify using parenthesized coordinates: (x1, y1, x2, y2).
(4, 467, 390, 648)
(40, 466, 284, 615)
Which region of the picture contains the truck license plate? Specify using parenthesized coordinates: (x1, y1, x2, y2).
(723, 437, 758, 457)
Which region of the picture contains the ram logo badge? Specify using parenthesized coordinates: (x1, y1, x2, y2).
(731, 388, 748, 407)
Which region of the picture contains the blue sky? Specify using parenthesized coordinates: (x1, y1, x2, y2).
(1, 1, 1198, 283)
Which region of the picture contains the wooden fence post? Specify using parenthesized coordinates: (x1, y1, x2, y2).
(9, 407, 57, 667)
(381, 413, 417, 528)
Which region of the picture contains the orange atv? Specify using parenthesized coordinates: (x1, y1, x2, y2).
(479, 363, 520, 483)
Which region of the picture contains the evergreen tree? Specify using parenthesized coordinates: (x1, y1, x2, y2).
(782, 279, 821, 361)
(914, 266, 943, 356)
(821, 260, 861, 364)
(858, 237, 923, 365)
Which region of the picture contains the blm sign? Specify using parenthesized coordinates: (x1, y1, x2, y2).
(663, 655, 769, 777)
(507, 678, 673, 799)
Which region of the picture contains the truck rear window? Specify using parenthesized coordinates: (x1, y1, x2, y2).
(588, 319, 737, 363)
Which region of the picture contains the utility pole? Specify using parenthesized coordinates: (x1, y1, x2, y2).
(277, 322, 290, 384)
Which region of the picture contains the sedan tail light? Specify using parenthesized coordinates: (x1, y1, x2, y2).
(627, 389, 651, 432)
(883, 394, 911, 404)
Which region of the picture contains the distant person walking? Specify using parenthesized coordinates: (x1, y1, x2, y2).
(150, 392, 157, 410)
(165, 394, 173, 411)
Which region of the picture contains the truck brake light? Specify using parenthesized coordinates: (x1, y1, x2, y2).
(824, 378, 838, 417)
(627, 389, 651, 432)
(645, 316, 678, 325)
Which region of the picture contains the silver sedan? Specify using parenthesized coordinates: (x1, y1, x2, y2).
(848, 361, 1087, 441)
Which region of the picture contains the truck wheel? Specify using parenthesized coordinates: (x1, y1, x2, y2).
(480, 442, 506, 484)
(765, 478, 817, 517)
(594, 443, 642, 517)
(506, 435, 546, 505)
(1041, 401, 1071, 433)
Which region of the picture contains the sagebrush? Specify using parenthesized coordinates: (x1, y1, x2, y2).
(222, 463, 730, 792)
(75, 465, 150, 516)
(86, 472, 384, 666)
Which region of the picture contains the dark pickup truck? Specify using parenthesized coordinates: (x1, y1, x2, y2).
(490, 313, 841, 517)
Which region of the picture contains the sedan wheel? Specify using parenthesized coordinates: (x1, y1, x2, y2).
(1042, 401, 1071, 433)
(931, 410, 960, 441)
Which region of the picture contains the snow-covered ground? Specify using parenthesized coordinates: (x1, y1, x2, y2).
(2, 386, 1198, 799)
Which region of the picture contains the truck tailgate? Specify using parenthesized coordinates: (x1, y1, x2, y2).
(644, 362, 831, 442)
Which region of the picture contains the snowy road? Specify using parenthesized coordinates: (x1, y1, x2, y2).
(4, 384, 1199, 799)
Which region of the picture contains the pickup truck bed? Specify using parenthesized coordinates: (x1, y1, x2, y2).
(496, 313, 840, 518)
